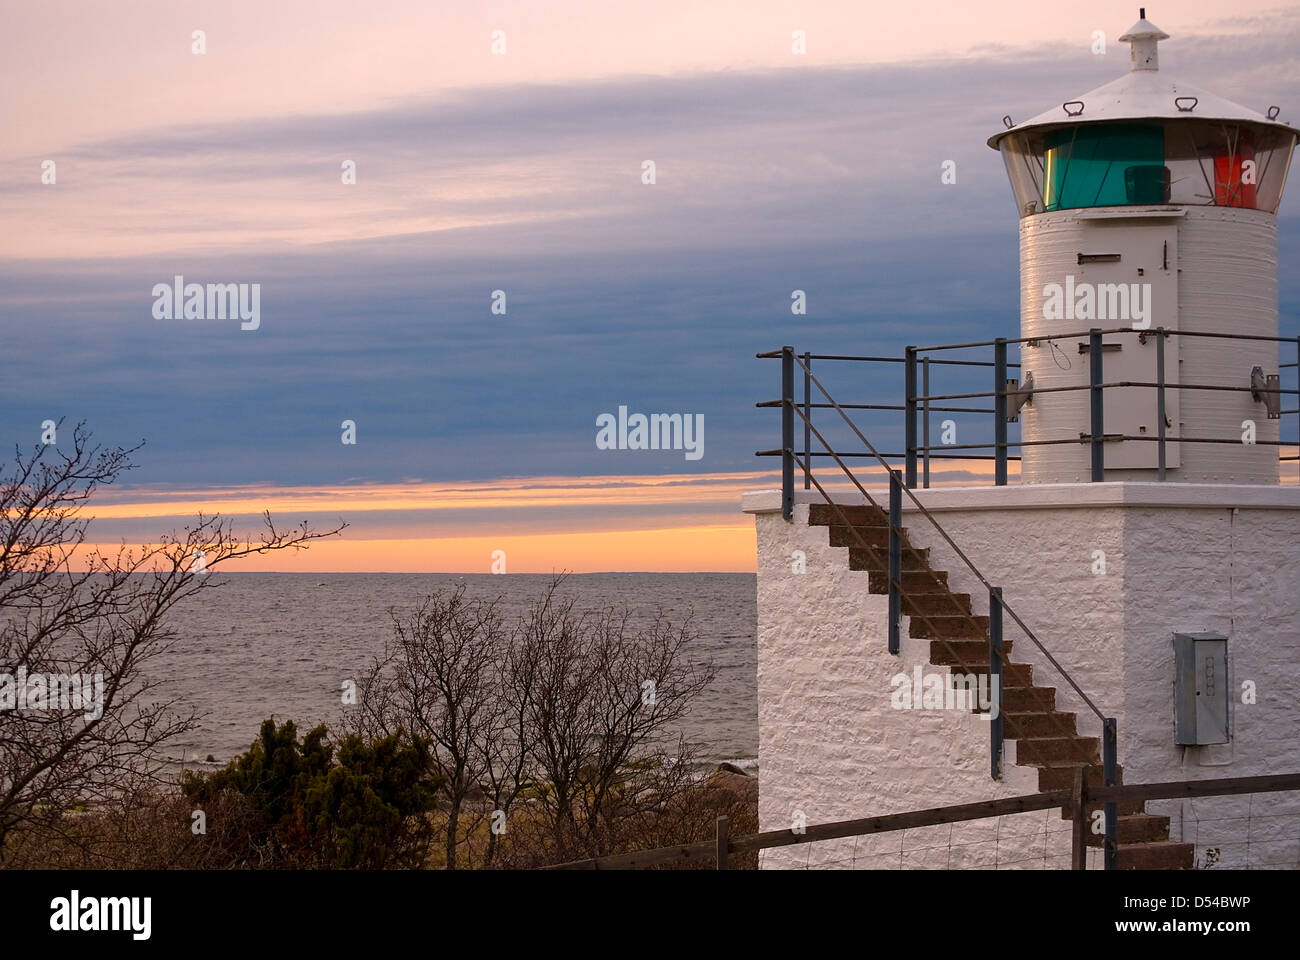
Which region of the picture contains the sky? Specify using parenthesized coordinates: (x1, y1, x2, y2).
(3, 1, 1299, 571)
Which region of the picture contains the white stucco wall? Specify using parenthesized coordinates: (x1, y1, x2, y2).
(752, 499, 1101, 869)
(1122, 505, 1300, 868)
(748, 483, 1300, 869)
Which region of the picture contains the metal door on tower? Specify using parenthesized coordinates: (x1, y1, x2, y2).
(1073, 219, 1180, 470)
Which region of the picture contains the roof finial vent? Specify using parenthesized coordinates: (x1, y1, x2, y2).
(1119, 11, 1170, 72)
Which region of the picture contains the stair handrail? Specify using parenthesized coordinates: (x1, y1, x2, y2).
(786, 346, 1110, 727)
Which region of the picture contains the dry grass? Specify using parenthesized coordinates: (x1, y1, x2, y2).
(3, 768, 758, 870)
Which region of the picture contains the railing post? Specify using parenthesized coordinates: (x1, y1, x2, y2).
(1156, 328, 1167, 481)
(888, 470, 902, 656)
(994, 338, 1008, 487)
(922, 357, 931, 489)
(1103, 717, 1118, 871)
(988, 586, 1004, 779)
(905, 347, 918, 489)
(715, 815, 729, 870)
(802, 352, 812, 490)
(781, 346, 794, 521)
(1089, 328, 1105, 482)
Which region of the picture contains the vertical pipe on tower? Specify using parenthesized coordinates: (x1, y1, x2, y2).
(1156, 328, 1167, 480)
(1090, 329, 1105, 481)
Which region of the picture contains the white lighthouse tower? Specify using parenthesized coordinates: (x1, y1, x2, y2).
(745, 12, 1300, 869)
(989, 10, 1297, 483)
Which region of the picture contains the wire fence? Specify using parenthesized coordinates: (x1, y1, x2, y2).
(545, 772, 1300, 870)
(1177, 792, 1300, 870)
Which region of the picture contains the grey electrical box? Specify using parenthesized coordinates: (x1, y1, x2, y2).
(1173, 632, 1229, 745)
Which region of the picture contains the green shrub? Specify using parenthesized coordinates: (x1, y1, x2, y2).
(182, 718, 441, 868)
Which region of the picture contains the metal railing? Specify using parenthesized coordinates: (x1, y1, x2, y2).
(762, 329, 1300, 491)
(913, 327, 1298, 484)
(756, 349, 1022, 494)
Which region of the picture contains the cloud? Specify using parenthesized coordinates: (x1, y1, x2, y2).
(11, 20, 1297, 262)
(3, 16, 1299, 570)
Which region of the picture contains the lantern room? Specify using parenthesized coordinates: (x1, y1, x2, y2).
(991, 15, 1296, 219)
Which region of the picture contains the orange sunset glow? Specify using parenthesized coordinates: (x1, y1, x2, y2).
(67, 448, 1299, 571)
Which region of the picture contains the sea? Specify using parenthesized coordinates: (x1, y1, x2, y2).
(157, 573, 758, 772)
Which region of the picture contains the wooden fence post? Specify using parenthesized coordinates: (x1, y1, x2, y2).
(716, 815, 729, 870)
(1071, 765, 1088, 870)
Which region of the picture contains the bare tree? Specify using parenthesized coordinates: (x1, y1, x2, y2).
(576, 607, 712, 850)
(355, 576, 718, 868)
(358, 584, 503, 869)
(476, 629, 537, 867)
(515, 580, 600, 861)
(0, 423, 343, 861)
(519, 578, 715, 861)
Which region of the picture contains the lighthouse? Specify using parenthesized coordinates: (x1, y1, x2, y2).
(988, 11, 1296, 482)
(746, 11, 1299, 869)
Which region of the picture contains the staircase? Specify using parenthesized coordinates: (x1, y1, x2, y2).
(809, 502, 1194, 870)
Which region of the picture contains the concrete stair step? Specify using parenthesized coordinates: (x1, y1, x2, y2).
(904, 591, 971, 615)
(933, 658, 1032, 686)
(1016, 736, 1101, 765)
(929, 638, 1009, 664)
(913, 615, 991, 640)
(1003, 711, 1078, 739)
(1125, 814, 1172, 845)
(809, 503, 886, 526)
(868, 569, 949, 595)
(850, 547, 930, 571)
(1093, 813, 1171, 845)
(1002, 686, 1056, 713)
(1116, 841, 1195, 870)
(1037, 761, 1123, 792)
(828, 524, 895, 549)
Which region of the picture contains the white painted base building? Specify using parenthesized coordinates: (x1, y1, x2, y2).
(746, 485, 1300, 869)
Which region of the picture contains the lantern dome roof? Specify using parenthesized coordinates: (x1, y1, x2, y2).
(987, 12, 1293, 150)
